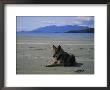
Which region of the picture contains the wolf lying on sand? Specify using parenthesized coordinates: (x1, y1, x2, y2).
(46, 45, 76, 67)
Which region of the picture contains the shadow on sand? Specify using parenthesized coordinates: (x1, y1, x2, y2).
(63, 62, 83, 67)
(73, 62, 83, 67)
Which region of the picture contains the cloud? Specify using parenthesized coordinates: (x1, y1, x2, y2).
(74, 16, 93, 21)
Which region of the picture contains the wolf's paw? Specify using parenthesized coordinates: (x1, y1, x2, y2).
(46, 65, 55, 67)
(46, 63, 63, 67)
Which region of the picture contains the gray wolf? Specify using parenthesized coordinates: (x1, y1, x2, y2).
(46, 45, 76, 67)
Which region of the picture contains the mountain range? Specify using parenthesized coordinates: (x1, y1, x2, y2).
(17, 25, 94, 33)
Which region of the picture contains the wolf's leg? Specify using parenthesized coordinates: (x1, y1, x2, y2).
(53, 59, 58, 63)
(46, 61, 63, 67)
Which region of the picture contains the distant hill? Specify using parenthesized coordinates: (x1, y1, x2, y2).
(66, 28, 94, 33)
(17, 25, 94, 33)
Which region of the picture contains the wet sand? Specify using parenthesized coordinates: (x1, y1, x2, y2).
(16, 33, 94, 74)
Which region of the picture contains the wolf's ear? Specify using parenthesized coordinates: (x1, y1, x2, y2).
(53, 45, 57, 53)
(53, 45, 56, 49)
(57, 45, 61, 50)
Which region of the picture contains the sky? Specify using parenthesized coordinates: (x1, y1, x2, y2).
(16, 16, 94, 32)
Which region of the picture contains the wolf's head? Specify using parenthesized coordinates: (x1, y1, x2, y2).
(52, 45, 63, 58)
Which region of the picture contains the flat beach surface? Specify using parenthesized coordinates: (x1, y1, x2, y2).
(16, 33, 94, 74)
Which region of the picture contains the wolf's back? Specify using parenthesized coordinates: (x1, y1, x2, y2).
(63, 53, 76, 66)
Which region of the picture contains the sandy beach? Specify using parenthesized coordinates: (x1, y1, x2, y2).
(16, 33, 94, 74)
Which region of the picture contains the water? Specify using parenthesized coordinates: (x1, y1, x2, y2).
(17, 33, 94, 39)
(17, 33, 94, 46)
